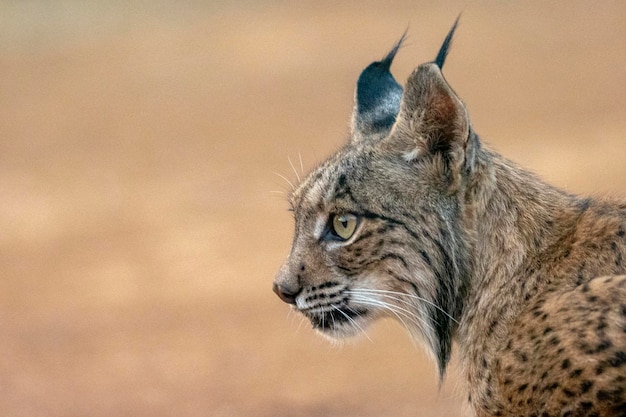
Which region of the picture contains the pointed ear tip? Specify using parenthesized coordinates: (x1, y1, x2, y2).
(407, 62, 443, 82)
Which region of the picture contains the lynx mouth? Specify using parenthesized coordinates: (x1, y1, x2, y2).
(303, 306, 369, 335)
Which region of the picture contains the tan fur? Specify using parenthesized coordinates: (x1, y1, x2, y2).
(273, 26, 625, 416)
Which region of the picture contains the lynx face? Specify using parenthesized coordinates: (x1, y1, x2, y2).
(274, 20, 471, 371)
(276, 146, 442, 343)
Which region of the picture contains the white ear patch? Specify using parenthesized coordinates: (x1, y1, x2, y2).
(402, 148, 421, 162)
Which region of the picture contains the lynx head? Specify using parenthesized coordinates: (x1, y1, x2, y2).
(273, 18, 478, 376)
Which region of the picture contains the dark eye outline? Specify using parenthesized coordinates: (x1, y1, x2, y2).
(323, 212, 360, 242)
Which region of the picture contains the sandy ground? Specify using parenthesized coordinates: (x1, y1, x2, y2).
(0, 1, 624, 416)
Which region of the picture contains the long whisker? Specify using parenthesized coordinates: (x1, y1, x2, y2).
(332, 305, 373, 343)
(348, 289, 440, 336)
(348, 293, 426, 330)
(350, 295, 412, 329)
(355, 291, 421, 318)
(288, 156, 301, 183)
(298, 152, 304, 175)
(273, 172, 295, 191)
(350, 296, 427, 343)
(354, 288, 459, 324)
(352, 293, 438, 330)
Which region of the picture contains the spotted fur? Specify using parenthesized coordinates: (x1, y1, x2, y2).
(273, 20, 626, 416)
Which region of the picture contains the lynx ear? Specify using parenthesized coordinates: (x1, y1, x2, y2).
(385, 18, 470, 169)
(350, 32, 407, 142)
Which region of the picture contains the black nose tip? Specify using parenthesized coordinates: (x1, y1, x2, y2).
(273, 282, 300, 305)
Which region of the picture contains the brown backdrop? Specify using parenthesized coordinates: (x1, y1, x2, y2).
(0, 1, 624, 416)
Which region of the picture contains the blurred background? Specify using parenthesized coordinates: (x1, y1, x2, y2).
(0, 1, 624, 416)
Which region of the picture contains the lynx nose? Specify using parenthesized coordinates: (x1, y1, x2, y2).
(273, 282, 300, 305)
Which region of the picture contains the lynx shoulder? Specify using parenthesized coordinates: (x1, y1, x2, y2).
(273, 18, 626, 416)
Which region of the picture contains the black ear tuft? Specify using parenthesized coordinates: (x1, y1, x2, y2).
(380, 28, 408, 70)
(434, 14, 461, 69)
(352, 31, 407, 139)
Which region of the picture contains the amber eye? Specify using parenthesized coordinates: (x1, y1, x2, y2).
(330, 213, 358, 240)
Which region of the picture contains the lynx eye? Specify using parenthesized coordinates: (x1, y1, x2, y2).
(330, 213, 359, 241)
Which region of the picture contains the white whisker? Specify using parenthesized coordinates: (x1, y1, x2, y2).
(332, 305, 373, 343)
(348, 293, 426, 331)
(298, 152, 304, 175)
(274, 171, 295, 191)
(348, 289, 434, 336)
(354, 288, 458, 324)
(288, 156, 301, 183)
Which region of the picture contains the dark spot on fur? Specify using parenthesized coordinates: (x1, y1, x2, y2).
(517, 383, 528, 393)
(597, 390, 611, 401)
(561, 358, 570, 369)
(611, 403, 626, 416)
(595, 339, 612, 353)
(609, 351, 626, 367)
(581, 380, 593, 393)
(547, 382, 559, 391)
(563, 388, 575, 398)
(420, 250, 432, 266)
(611, 241, 623, 265)
(548, 336, 560, 346)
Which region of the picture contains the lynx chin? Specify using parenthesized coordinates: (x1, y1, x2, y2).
(273, 18, 626, 417)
